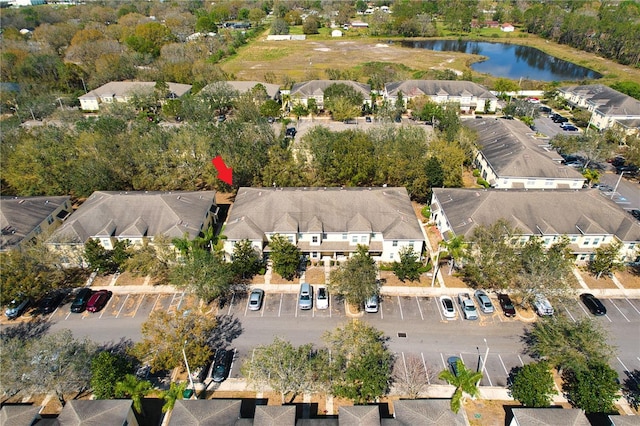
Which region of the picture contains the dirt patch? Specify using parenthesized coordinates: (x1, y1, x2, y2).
(91, 274, 113, 287)
(216, 192, 235, 205)
(615, 267, 640, 289)
(250, 273, 267, 285)
(114, 271, 147, 286)
(379, 270, 431, 287)
(425, 225, 444, 253)
(578, 269, 618, 289)
(441, 272, 470, 289)
(304, 266, 326, 284)
(465, 399, 509, 426)
(269, 271, 298, 284)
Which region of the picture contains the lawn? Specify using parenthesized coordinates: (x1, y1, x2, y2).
(222, 28, 640, 89)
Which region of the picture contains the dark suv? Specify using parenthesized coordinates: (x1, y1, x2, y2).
(70, 288, 93, 313)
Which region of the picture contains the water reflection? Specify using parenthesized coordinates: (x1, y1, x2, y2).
(400, 40, 601, 81)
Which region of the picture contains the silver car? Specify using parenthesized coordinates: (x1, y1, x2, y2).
(298, 283, 313, 310)
(248, 289, 264, 311)
(474, 290, 494, 314)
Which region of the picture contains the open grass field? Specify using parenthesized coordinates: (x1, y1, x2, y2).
(221, 28, 640, 89)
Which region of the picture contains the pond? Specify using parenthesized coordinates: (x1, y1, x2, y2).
(400, 40, 602, 81)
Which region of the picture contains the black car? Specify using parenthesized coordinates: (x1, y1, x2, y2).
(210, 349, 233, 383)
(497, 294, 516, 317)
(553, 116, 569, 123)
(285, 127, 297, 138)
(630, 209, 640, 221)
(38, 291, 65, 314)
(70, 288, 93, 313)
(580, 293, 607, 316)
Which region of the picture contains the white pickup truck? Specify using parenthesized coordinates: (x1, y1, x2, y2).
(458, 293, 479, 320)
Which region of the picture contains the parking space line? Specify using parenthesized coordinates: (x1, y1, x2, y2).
(397, 296, 404, 321)
(421, 353, 430, 384)
(278, 293, 283, 317)
(64, 311, 71, 320)
(517, 355, 525, 366)
(617, 357, 631, 374)
(625, 298, 640, 316)
(131, 294, 146, 318)
(415, 297, 424, 321)
(150, 294, 161, 312)
(295, 295, 298, 318)
(99, 297, 114, 319)
(260, 294, 265, 317)
(243, 294, 249, 317)
(176, 292, 185, 310)
(610, 299, 631, 322)
(435, 298, 444, 321)
(440, 353, 447, 370)
(498, 354, 509, 375)
(483, 367, 493, 386)
(577, 301, 590, 316)
(116, 294, 129, 318)
(380, 303, 383, 320)
(227, 293, 235, 316)
(563, 304, 576, 323)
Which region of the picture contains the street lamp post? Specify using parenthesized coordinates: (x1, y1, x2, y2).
(430, 248, 442, 287)
(611, 171, 625, 200)
(182, 341, 196, 397)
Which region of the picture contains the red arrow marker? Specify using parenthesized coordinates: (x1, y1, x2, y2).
(212, 155, 233, 185)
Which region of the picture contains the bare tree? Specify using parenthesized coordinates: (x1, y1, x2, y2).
(393, 354, 436, 399)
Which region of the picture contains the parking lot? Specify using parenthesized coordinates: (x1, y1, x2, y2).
(9, 288, 637, 391)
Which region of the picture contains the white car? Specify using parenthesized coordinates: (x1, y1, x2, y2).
(316, 286, 329, 310)
(364, 295, 379, 313)
(440, 296, 456, 319)
(533, 295, 554, 316)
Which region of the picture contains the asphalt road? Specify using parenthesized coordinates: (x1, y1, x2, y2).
(19, 290, 638, 389)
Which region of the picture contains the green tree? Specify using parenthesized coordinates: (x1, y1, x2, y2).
(169, 248, 233, 302)
(523, 315, 614, 372)
(91, 351, 132, 399)
(508, 361, 557, 407)
(241, 337, 325, 403)
(493, 78, 520, 98)
(162, 381, 187, 413)
(461, 219, 519, 291)
(439, 235, 467, 275)
(329, 245, 378, 307)
(270, 18, 289, 35)
(231, 240, 263, 281)
(302, 16, 320, 35)
(424, 156, 444, 188)
(125, 22, 175, 57)
(115, 374, 152, 414)
(291, 103, 308, 120)
(589, 240, 625, 279)
(84, 239, 130, 274)
(269, 234, 301, 281)
(582, 168, 600, 185)
(392, 246, 422, 282)
(323, 320, 393, 404)
(131, 307, 217, 373)
(438, 358, 483, 413)
(323, 83, 365, 120)
(562, 361, 620, 414)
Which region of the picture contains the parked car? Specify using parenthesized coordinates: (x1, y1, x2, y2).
(86, 290, 112, 313)
(552, 116, 569, 123)
(562, 125, 579, 131)
(629, 209, 640, 221)
(497, 294, 516, 317)
(447, 356, 463, 377)
(38, 291, 65, 314)
(298, 283, 313, 310)
(285, 127, 297, 138)
(474, 290, 494, 314)
(539, 106, 552, 113)
(533, 295, 554, 316)
(365, 116, 372, 123)
(248, 288, 264, 311)
(458, 293, 478, 320)
(364, 295, 379, 313)
(580, 293, 607, 316)
(316, 286, 329, 310)
(5, 296, 30, 319)
(616, 165, 639, 175)
(70, 288, 93, 313)
(440, 295, 456, 319)
(210, 349, 233, 383)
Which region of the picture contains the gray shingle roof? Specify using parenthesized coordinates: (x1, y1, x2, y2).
(253, 405, 296, 425)
(79, 81, 192, 101)
(225, 187, 422, 241)
(168, 399, 241, 426)
(392, 399, 468, 425)
(338, 405, 380, 426)
(510, 408, 590, 426)
(385, 80, 496, 100)
(50, 191, 216, 244)
(290, 80, 371, 100)
(56, 400, 134, 426)
(560, 84, 640, 116)
(432, 188, 640, 242)
(608, 415, 640, 426)
(463, 118, 584, 180)
(0, 196, 71, 251)
(224, 81, 281, 100)
(0, 404, 41, 426)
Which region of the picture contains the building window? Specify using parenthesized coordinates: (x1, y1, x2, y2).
(342, 233, 348, 240)
(593, 238, 600, 245)
(311, 252, 318, 258)
(34, 225, 41, 234)
(47, 215, 54, 225)
(322, 233, 327, 239)
(312, 236, 318, 243)
(392, 240, 398, 247)
(360, 236, 367, 243)
(571, 236, 578, 243)
(351, 236, 358, 243)
(287, 236, 294, 243)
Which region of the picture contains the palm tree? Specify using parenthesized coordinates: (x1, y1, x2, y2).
(438, 359, 483, 413)
(439, 236, 467, 275)
(162, 381, 187, 413)
(115, 374, 152, 415)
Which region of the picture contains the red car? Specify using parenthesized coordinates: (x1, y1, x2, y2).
(86, 290, 112, 313)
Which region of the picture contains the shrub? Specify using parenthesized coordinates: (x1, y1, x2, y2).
(421, 205, 431, 218)
(472, 169, 481, 177)
(477, 178, 490, 188)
